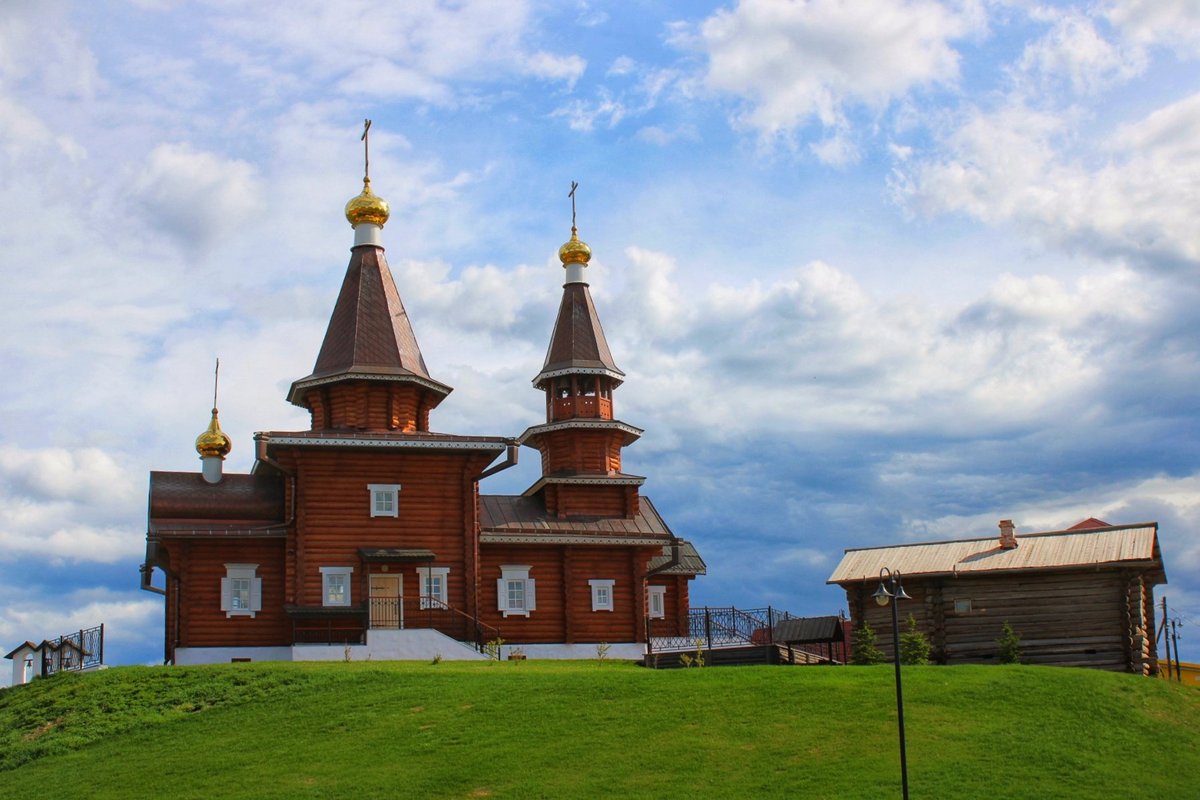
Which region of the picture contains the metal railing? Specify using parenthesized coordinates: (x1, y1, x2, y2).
(648, 606, 798, 653)
(41, 624, 105, 676)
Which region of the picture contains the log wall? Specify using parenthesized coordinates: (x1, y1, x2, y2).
(275, 447, 493, 612)
(547, 484, 632, 518)
(647, 575, 691, 638)
(302, 381, 433, 432)
(479, 544, 661, 644)
(536, 429, 624, 475)
(846, 569, 1155, 671)
(162, 538, 289, 651)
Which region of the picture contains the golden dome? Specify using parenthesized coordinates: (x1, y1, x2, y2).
(558, 227, 591, 265)
(195, 408, 232, 459)
(344, 177, 390, 228)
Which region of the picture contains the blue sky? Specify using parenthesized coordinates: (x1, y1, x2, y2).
(2, 0, 1198, 677)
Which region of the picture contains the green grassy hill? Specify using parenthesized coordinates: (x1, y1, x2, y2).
(1, 661, 1197, 799)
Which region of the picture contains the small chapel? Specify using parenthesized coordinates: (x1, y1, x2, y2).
(140, 136, 704, 664)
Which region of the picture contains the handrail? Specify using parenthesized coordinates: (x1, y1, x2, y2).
(416, 595, 502, 653)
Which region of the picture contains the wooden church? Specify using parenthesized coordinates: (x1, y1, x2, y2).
(140, 150, 704, 664)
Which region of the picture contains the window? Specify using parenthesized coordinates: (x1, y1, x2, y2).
(321, 566, 354, 607)
(221, 564, 262, 618)
(954, 598, 973, 614)
(497, 565, 536, 617)
(589, 579, 615, 612)
(648, 585, 666, 619)
(418, 566, 450, 609)
(367, 484, 401, 518)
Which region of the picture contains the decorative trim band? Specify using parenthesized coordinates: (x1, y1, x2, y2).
(289, 371, 452, 402)
(260, 435, 505, 451)
(481, 533, 669, 546)
(532, 366, 626, 386)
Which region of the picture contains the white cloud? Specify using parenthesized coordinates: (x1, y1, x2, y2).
(689, 0, 981, 143)
(132, 143, 262, 252)
(206, 0, 582, 102)
(1103, 0, 1200, 56)
(553, 92, 627, 132)
(898, 471, 1200, 573)
(0, 1, 101, 100)
(893, 92, 1200, 270)
(1014, 9, 1143, 95)
(0, 446, 143, 565)
(635, 124, 699, 145)
(522, 51, 586, 87)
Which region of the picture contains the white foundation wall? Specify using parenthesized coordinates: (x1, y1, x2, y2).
(505, 643, 644, 660)
(174, 646, 294, 665)
(173, 638, 645, 664)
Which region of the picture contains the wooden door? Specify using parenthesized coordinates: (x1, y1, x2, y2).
(369, 574, 402, 629)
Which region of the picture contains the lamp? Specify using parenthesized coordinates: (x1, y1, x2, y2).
(874, 567, 910, 800)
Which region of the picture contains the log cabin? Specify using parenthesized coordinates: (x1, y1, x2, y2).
(827, 518, 1166, 673)
(140, 166, 704, 664)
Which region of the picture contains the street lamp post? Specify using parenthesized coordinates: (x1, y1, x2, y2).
(873, 567, 912, 800)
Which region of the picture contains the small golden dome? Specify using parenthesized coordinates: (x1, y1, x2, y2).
(558, 227, 591, 265)
(196, 408, 232, 459)
(344, 177, 390, 228)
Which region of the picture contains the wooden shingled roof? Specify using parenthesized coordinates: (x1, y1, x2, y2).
(827, 522, 1165, 585)
(288, 245, 450, 404)
(479, 494, 674, 545)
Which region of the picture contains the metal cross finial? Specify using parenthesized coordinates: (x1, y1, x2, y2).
(361, 119, 372, 181)
(568, 180, 579, 229)
(212, 358, 220, 411)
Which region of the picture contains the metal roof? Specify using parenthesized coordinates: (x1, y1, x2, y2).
(149, 471, 284, 522)
(480, 494, 674, 543)
(533, 282, 624, 388)
(647, 540, 707, 575)
(288, 245, 451, 405)
(827, 523, 1164, 585)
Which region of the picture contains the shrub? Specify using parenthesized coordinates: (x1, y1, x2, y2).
(852, 623, 886, 665)
(899, 614, 932, 665)
(997, 621, 1022, 664)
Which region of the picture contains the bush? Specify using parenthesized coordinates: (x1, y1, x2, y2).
(997, 621, 1022, 664)
(899, 614, 931, 665)
(852, 623, 886, 665)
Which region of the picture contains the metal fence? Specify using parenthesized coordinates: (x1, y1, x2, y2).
(648, 606, 799, 653)
(42, 624, 105, 676)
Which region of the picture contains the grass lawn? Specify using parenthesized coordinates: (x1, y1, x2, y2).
(1, 660, 1197, 798)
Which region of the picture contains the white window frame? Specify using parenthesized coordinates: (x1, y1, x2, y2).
(367, 483, 401, 518)
(320, 566, 354, 607)
(648, 585, 666, 619)
(221, 563, 262, 618)
(589, 579, 615, 612)
(417, 566, 450, 609)
(497, 565, 536, 618)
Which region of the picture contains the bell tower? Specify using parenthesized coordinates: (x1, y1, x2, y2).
(519, 186, 645, 518)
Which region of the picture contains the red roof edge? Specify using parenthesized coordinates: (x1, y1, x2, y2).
(1068, 517, 1111, 530)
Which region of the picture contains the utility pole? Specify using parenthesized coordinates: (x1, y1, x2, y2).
(1160, 598, 1173, 680)
(1170, 618, 1182, 682)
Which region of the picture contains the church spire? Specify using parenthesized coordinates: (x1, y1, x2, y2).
(519, 184, 644, 519)
(534, 183, 624, 392)
(287, 122, 450, 431)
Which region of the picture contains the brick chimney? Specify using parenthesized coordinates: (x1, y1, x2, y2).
(998, 519, 1017, 549)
